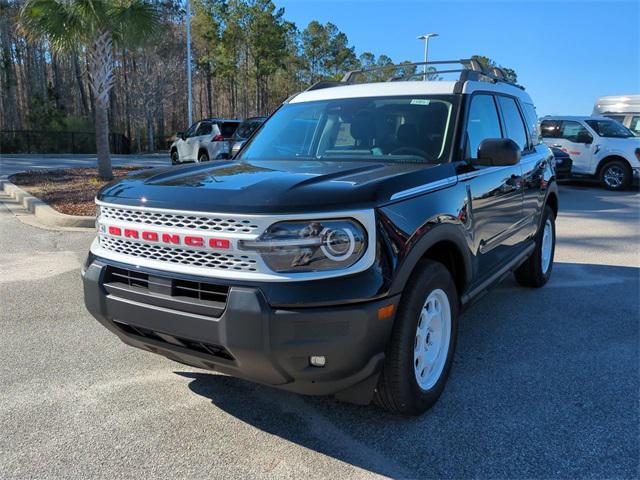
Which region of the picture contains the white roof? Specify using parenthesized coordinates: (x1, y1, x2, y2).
(289, 80, 533, 104)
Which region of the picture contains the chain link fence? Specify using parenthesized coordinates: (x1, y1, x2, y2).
(0, 131, 130, 154)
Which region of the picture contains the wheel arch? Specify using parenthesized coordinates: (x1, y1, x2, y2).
(389, 224, 472, 299)
(596, 154, 632, 176)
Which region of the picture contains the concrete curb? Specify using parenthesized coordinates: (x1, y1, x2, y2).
(0, 179, 95, 228)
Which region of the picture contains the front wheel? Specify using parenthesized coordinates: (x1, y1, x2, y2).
(170, 150, 179, 165)
(515, 205, 555, 288)
(375, 260, 459, 415)
(600, 160, 631, 191)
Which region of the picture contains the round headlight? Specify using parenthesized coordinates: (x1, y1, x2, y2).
(321, 227, 355, 261)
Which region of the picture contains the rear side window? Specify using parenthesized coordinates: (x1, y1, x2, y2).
(466, 94, 502, 159)
(497, 96, 528, 151)
(196, 122, 213, 136)
(521, 103, 541, 146)
(540, 120, 561, 138)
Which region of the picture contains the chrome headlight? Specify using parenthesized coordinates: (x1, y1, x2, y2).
(239, 219, 367, 273)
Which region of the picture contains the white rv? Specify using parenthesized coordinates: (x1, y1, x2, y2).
(593, 95, 640, 136)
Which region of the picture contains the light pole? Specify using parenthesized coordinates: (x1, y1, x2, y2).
(417, 33, 439, 81)
(185, 0, 193, 125)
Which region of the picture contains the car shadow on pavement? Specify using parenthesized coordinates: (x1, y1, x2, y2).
(175, 262, 639, 478)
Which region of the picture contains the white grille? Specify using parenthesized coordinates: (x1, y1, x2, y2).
(99, 237, 258, 272)
(100, 206, 261, 234)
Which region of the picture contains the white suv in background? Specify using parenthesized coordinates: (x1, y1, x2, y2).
(540, 116, 640, 190)
(170, 119, 241, 164)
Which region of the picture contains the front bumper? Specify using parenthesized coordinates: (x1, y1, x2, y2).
(83, 257, 398, 400)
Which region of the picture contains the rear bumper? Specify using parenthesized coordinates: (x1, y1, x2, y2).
(82, 257, 398, 399)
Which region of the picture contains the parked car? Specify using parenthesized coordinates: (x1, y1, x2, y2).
(540, 115, 640, 190)
(550, 147, 572, 179)
(593, 95, 640, 136)
(170, 119, 241, 164)
(230, 116, 266, 157)
(84, 58, 558, 415)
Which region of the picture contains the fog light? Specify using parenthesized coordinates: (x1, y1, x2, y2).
(309, 356, 326, 367)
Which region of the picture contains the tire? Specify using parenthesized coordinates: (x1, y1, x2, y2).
(514, 205, 555, 288)
(375, 260, 459, 415)
(170, 149, 179, 165)
(198, 151, 209, 163)
(600, 159, 631, 191)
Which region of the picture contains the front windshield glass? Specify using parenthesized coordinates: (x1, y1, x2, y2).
(239, 95, 457, 164)
(585, 119, 634, 138)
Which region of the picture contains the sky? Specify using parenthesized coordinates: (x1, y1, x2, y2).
(274, 0, 639, 116)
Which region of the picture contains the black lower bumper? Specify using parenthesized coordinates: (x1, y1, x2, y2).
(83, 258, 398, 401)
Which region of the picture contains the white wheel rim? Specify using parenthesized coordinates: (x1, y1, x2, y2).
(541, 219, 553, 274)
(413, 289, 451, 391)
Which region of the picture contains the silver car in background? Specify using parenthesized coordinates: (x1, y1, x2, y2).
(230, 116, 267, 158)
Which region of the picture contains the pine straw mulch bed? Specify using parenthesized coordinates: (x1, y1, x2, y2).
(9, 167, 144, 216)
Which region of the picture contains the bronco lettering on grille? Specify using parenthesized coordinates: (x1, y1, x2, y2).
(104, 226, 231, 250)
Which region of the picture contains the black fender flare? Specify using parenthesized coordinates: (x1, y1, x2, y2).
(542, 179, 559, 226)
(388, 222, 473, 297)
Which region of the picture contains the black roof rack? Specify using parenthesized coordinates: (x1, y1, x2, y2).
(339, 58, 523, 89)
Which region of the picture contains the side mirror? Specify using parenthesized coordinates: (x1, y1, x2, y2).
(576, 131, 593, 144)
(474, 138, 521, 167)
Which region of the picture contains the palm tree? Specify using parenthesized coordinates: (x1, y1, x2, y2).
(20, 0, 161, 180)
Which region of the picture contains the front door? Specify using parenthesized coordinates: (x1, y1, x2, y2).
(178, 122, 200, 161)
(458, 93, 524, 276)
(541, 120, 594, 174)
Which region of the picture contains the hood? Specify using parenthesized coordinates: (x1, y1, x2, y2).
(97, 159, 454, 214)
(599, 136, 640, 163)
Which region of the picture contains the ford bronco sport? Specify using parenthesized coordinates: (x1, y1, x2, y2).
(83, 59, 558, 415)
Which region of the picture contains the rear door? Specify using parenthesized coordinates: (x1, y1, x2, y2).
(459, 93, 524, 274)
(507, 98, 551, 240)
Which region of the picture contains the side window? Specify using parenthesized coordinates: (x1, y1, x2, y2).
(184, 122, 199, 138)
(540, 120, 561, 138)
(334, 123, 356, 147)
(195, 122, 213, 136)
(466, 94, 502, 159)
(521, 103, 541, 146)
(559, 121, 592, 143)
(629, 116, 640, 135)
(497, 96, 528, 151)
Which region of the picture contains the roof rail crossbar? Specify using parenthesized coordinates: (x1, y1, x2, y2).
(341, 58, 522, 89)
(305, 80, 344, 92)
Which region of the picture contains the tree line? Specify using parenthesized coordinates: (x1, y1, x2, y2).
(1, 0, 517, 178)
(0, 0, 419, 153)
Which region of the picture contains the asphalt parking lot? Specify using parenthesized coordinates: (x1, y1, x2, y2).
(0, 182, 638, 479)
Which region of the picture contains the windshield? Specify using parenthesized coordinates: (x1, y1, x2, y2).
(239, 95, 457, 164)
(585, 119, 634, 138)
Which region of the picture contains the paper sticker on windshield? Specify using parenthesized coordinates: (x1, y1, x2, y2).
(411, 99, 431, 105)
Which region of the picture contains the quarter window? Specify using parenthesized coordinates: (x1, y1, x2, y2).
(498, 96, 528, 151)
(466, 94, 502, 159)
